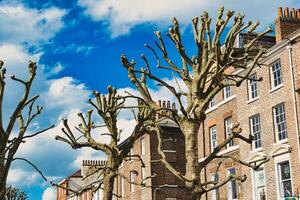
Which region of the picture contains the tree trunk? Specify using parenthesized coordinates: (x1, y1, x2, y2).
(0, 150, 6, 200)
(182, 121, 201, 200)
(101, 172, 115, 200)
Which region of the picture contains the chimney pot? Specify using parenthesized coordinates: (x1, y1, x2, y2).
(162, 101, 166, 108)
(284, 7, 290, 18)
(158, 100, 161, 108)
(172, 102, 176, 109)
(297, 9, 300, 19)
(278, 7, 283, 18)
(291, 8, 296, 18)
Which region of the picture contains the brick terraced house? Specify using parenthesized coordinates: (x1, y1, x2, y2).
(200, 7, 300, 200)
(58, 7, 300, 200)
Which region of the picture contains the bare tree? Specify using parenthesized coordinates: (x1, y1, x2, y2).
(55, 86, 156, 200)
(5, 186, 28, 200)
(0, 60, 54, 198)
(121, 7, 271, 200)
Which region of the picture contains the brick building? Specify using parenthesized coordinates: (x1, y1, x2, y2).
(57, 160, 106, 200)
(58, 6, 300, 200)
(200, 7, 300, 200)
(57, 108, 187, 200)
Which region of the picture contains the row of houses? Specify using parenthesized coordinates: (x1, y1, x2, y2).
(57, 7, 300, 200)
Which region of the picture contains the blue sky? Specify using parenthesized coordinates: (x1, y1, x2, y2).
(1, 0, 300, 199)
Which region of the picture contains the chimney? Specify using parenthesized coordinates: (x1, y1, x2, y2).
(275, 7, 300, 43)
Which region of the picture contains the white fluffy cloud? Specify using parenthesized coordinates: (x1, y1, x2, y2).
(0, 2, 65, 45)
(43, 77, 91, 110)
(42, 187, 56, 200)
(7, 168, 40, 186)
(78, 0, 300, 37)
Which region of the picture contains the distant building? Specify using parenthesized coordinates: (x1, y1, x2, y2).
(57, 160, 106, 200)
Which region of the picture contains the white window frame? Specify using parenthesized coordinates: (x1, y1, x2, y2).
(250, 114, 262, 149)
(251, 166, 267, 200)
(129, 148, 134, 162)
(223, 85, 232, 99)
(227, 167, 238, 200)
(121, 176, 124, 197)
(225, 117, 234, 148)
(270, 60, 283, 89)
(274, 154, 294, 200)
(273, 103, 288, 142)
(130, 171, 138, 193)
(211, 173, 220, 200)
(141, 137, 145, 156)
(141, 166, 146, 187)
(210, 125, 218, 152)
(208, 97, 217, 109)
(248, 73, 258, 100)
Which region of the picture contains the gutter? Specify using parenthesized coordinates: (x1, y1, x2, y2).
(287, 41, 300, 165)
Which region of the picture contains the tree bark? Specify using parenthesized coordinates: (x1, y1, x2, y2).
(101, 172, 115, 200)
(0, 150, 6, 199)
(181, 121, 201, 200)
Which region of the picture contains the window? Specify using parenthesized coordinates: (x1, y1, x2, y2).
(208, 97, 217, 108)
(121, 177, 124, 197)
(273, 103, 288, 141)
(130, 171, 138, 193)
(250, 114, 261, 149)
(141, 137, 145, 156)
(278, 161, 292, 198)
(248, 73, 258, 100)
(225, 117, 234, 147)
(211, 173, 220, 200)
(141, 167, 146, 186)
(253, 167, 266, 200)
(224, 85, 232, 99)
(271, 60, 283, 88)
(227, 168, 238, 200)
(210, 125, 218, 152)
(129, 148, 134, 161)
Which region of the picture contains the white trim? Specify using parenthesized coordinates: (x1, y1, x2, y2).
(218, 145, 240, 156)
(269, 84, 284, 93)
(198, 146, 240, 163)
(162, 150, 176, 153)
(227, 167, 238, 200)
(274, 138, 289, 145)
(247, 97, 259, 104)
(251, 166, 267, 200)
(274, 153, 294, 200)
(205, 95, 236, 114)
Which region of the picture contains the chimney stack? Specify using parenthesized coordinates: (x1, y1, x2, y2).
(284, 7, 289, 18)
(278, 7, 283, 18)
(275, 7, 300, 43)
(297, 9, 300, 19)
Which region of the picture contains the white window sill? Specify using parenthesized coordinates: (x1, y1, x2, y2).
(275, 138, 289, 145)
(205, 105, 218, 114)
(198, 146, 240, 163)
(247, 97, 259, 104)
(220, 95, 236, 106)
(217, 145, 240, 156)
(250, 147, 263, 153)
(205, 95, 236, 114)
(162, 150, 176, 153)
(269, 84, 283, 93)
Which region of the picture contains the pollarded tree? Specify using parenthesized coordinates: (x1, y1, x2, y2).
(0, 61, 54, 198)
(121, 7, 271, 200)
(5, 186, 28, 200)
(55, 86, 156, 200)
